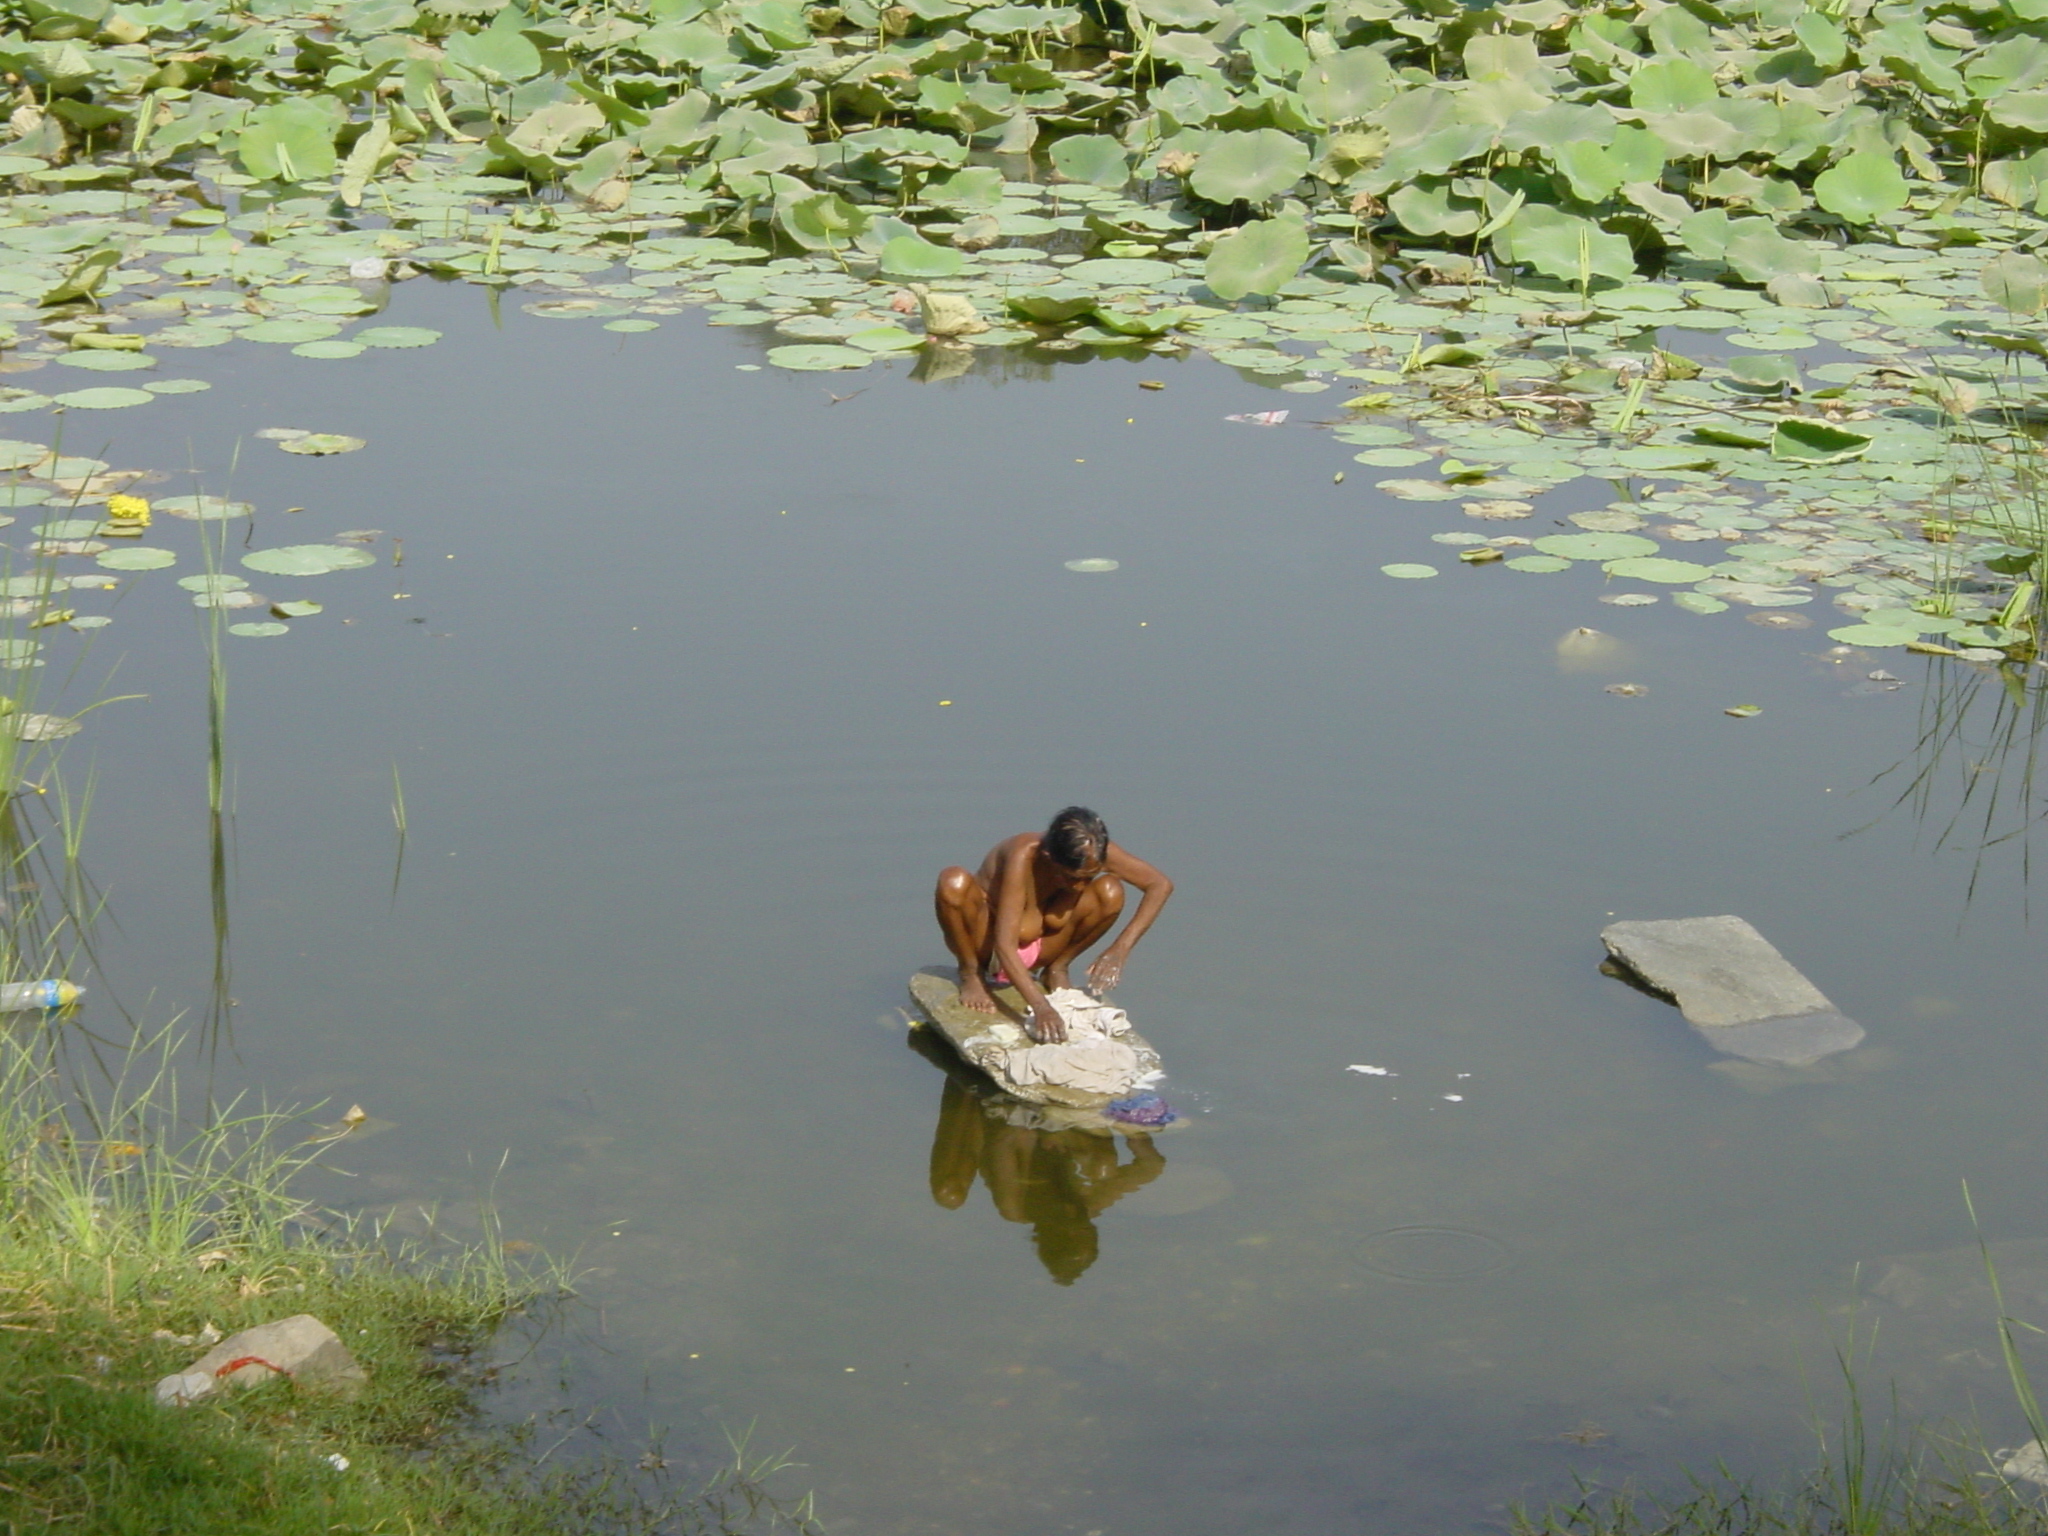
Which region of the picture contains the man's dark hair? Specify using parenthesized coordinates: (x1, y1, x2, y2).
(1043, 806, 1108, 871)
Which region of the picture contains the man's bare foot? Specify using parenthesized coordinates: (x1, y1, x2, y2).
(957, 972, 997, 1012)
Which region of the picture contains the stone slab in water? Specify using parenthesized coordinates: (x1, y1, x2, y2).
(907, 967, 1164, 1118)
(1600, 915, 1866, 1066)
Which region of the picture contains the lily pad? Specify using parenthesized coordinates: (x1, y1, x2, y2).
(96, 547, 175, 570)
(7, 713, 78, 741)
(177, 574, 249, 594)
(765, 344, 873, 371)
(56, 351, 156, 372)
(53, 387, 155, 410)
(1828, 623, 1918, 646)
(1064, 558, 1120, 572)
(1604, 556, 1715, 582)
(1533, 532, 1660, 561)
(293, 340, 366, 359)
(229, 622, 291, 637)
(278, 433, 366, 456)
(241, 544, 379, 576)
(156, 496, 253, 521)
(271, 600, 323, 617)
(1506, 555, 1571, 572)
(145, 379, 211, 394)
(1380, 563, 1439, 579)
(349, 326, 443, 347)
(1771, 419, 1873, 463)
(1674, 592, 1730, 614)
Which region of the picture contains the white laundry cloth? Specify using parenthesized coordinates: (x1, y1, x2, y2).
(991, 989, 1146, 1097)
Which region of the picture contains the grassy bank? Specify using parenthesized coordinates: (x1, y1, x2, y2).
(0, 1023, 816, 1535)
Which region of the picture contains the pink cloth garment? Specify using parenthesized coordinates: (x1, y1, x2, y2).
(993, 937, 1043, 985)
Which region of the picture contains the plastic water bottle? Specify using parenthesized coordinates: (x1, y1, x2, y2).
(0, 980, 81, 1011)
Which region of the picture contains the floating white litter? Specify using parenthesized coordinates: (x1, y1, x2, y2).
(1346, 1064, 1394, 1076)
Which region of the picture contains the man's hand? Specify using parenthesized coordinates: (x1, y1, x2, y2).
(1026, 1003, 1068, 1044)
(1087, 951, 1126, 994)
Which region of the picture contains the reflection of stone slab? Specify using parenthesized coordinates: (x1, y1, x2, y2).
(1600, 916, 1866, 1066)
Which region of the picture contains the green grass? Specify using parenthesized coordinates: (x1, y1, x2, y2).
(1517, 1197, 2048, 1536)
(0, 1021, 821, 1536)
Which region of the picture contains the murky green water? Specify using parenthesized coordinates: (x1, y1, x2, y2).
(46, 289, 2048, 1533)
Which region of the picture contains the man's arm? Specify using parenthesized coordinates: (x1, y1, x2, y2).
(1086, 843, 1173, 993)
(989, 841, 1069, 1043)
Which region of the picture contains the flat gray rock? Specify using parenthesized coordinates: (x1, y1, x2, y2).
(1601, 915, 1865, 1066)
(156, 1313, 365, 1407)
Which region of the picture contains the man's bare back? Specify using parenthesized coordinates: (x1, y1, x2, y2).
(933, 806, 1174, 1044)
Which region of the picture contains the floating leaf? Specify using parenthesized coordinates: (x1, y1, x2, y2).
(229, 622, 291, 637)
(278, 433, 367, 456)
(1983, 251, 2048, 316)
(1205, 216, 1309, 301)
(1724, 704, 1763, 718)
(350, 327, 442, 348)
(1812, 151, 1910, 222)
(241, 545, 378, 576)
(271, 600, 323, 617)
(1064, 558, 1120, 572)
(293, 341, 366, 359)
(765, 344, 873, 371)
(1189, 129, 1311, 203)
(1674, 592, 1730, 615)
(1828, 623, 1917, 646)
(7, 712, 78, 740)
(1771, 419, 1872, 463)
(96, 547, 174, 570)
(1050, 134, 1130, 187)
(1380, 563, 1439, 579)
(177, 574, 249, 594)
(1506, 555, 1571, 572)
(57, 351, 155, 372)
(1533, 532, 1659, 561)
(156, 496, 252, 521)
(879, 236, 965, 279)
(53, 387, 154, 410)
(1604, 556, 1714, 582)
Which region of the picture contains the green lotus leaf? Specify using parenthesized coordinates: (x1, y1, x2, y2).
(241, 544, 379, 576)
(765, 344, 874, 371)
(239, 97, 343, 183)
(445, 21, 544, 82)
(1983, 251, 2048, 316)
(1204, 216, 1308, 301)
(1771, 419, 1872, 463)
(1812, 150, 1910, 222)
(1189, 130, 1311, 204)
(1604, 556, 1714, 583)
(96, 547, 175, 570)
(1533, 532, 1659, 561)
(1492, 204, 1635, 284)
(1050, 134, 1130, 187)
(879, 236, 965, 279)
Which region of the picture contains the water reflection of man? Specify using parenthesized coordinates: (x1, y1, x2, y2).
(926, 1074, 1165, 1286)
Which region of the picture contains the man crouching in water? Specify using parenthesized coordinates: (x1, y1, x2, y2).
(933, 806, 1174, 1044)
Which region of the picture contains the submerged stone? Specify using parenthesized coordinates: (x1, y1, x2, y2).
(1600, 915, 1866, 1066)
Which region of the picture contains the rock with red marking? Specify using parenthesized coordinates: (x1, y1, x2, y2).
(155, 1314, 364, 1406)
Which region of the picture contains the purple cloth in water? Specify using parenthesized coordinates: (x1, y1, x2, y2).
(1106, 1093, 1176, 1127)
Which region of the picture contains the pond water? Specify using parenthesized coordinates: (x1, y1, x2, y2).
(35, 284, 2048, 1534)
